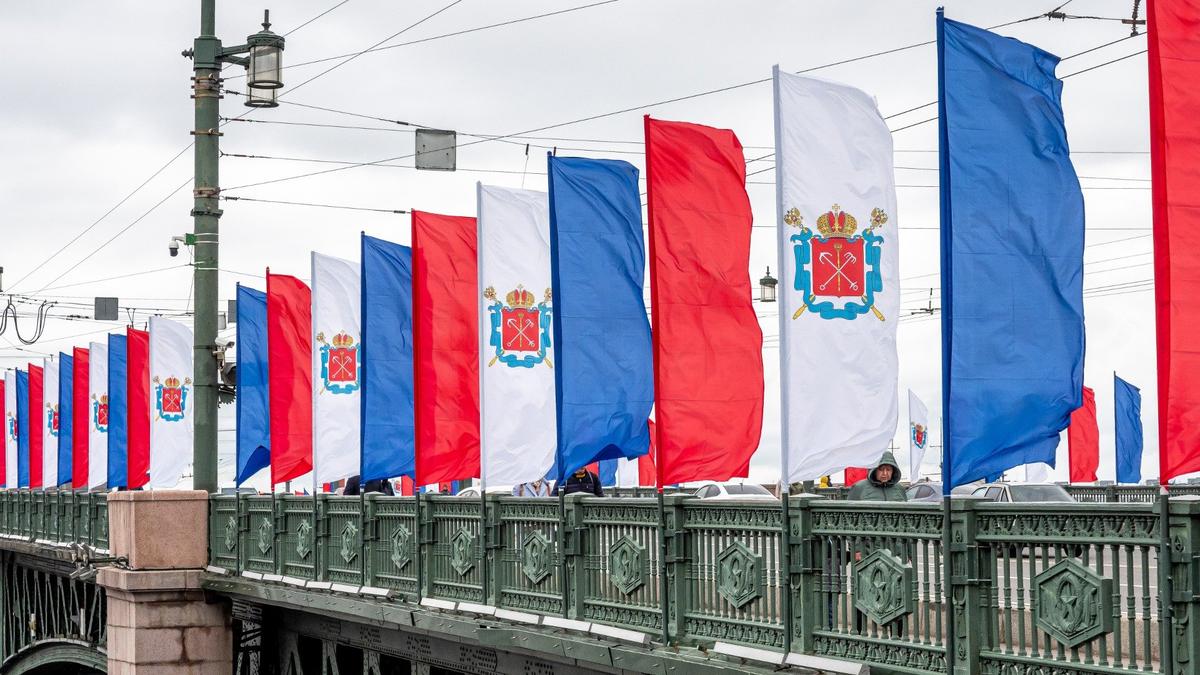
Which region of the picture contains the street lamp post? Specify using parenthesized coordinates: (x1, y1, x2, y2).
(187, 2, 283, 492)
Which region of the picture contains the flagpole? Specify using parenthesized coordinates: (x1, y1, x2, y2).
(474, 181, 491, 609)
(770, 64, 795, 656)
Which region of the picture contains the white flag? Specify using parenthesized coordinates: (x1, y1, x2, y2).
(774, 68, 900, 482)
(88, 341, 109, 490)
(478, 184, 556, 487)
(616, 457, 639, 488)
(149, 317, 194, 488)
(311, 252, 362, 485)
(4, 370, 16, 488)
(908, 390, 930, 480)
(42, 359, 59, 488)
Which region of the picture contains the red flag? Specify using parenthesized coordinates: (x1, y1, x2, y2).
(1150, 1, 1200, 483)
(644, 116, 764, 486)
(267, 272, 313, 485)
(28, 363, 42, 488)
(844, 467, 868, 486)
(412, 210, 481, 485)
(126, 328, 150, 489)
(1068, 386, 1099, 483)
(400, 475, 415, 496)
(72, 347, 89, 488)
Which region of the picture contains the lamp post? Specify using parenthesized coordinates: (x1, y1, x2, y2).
(186, 3, 284, 492)
(759, 266, 778, 303)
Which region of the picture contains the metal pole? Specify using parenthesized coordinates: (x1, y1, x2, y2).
(781, 482, 793, 655)
(192, 0, 221, 493)
(1159, 489, 1175, 672)
(657, 487, 669, 646)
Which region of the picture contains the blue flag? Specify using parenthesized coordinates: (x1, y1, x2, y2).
(938, 13, 1085, 490)
(236, 284, 271, 486)
(360, 234, 415, 482)
(108, 334, 128, 488)
(58, 352, 73, 486)
(16, 370, 29, 488)
(598, 459, 619, 487)
(1114, 374, 1143, 484)
(547, 155, 654, 481)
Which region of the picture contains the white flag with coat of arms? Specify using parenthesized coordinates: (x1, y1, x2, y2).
(774, 68, 900, 482)
(311, 252, 362, 486)
(42, 358, 59, 487)
(88, 341, 109, 489)
(4, 371, 17, 488)
(149, 316, 194, 488)
(908, 389, 930, 480)
(478, 184, 557, 487)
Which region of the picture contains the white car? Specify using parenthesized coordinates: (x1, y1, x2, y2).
(691, 482, 777, 501)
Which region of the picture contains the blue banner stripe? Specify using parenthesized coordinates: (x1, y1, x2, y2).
(236, 285, 271, 486)
(58, 353, 73, 487)
(108, 334, 128, 488)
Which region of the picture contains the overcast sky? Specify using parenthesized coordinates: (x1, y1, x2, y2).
(0, 1, 1159, 487)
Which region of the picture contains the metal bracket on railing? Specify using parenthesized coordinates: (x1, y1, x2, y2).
(664, 528, 689, 564)
(68, 542, 129, 582)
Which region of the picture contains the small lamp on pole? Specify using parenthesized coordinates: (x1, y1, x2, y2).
(244, 10, 284, 107)
(759, 266, 778, 303)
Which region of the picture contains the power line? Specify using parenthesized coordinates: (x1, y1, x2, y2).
(21, 264, 192, 294)
(283, 0, 352, 37)
(220, 195, 408, 214)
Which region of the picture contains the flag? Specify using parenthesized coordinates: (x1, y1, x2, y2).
(908, 391, 930, 480)
(267, 273, 313, 485)
(236, 285, 270, 486)
(644, 116, 764, 486)
(412, 210, 480, 486)
(311, 252, 362, 485)
(127, 328, 150, 489)
(399, 475, 415, 496)
(149, 316, 194, 489)
(615, 456, 639, 487)
(87, 342, 108, 489)
(1149, 0, 1200, 482)
(1114, 374, 1143, 484)
(597, 459, 619, 487)
(938, 14, 1084, 490)
(845, 467, 868, 486)
(2, 372, 12, 488)
(546, 156, 653, 480)
(58, 352, 73, 487)
(477, 184, 557, 486)
(1068, 387, 1098, 483)
(773, 68, 900, 482)
(16, 370, 29, 488)
(28, 363, 42, 489)
(42, 359, 59, 488)
(361, 235, 415, 483)
(72, 347, 89, 489)
(107, 334, 127, 489)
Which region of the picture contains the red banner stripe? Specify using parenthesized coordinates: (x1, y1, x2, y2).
(267, 273, 313, 485)
(72, 348, 89, 489)
(126, 328, 150, 489)
(1068, 386, 1099, 483)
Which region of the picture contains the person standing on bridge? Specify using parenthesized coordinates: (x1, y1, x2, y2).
(846, 451, 906, 502)
(552, 467, 603, 496)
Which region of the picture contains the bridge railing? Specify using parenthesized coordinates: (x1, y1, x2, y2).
(201, 492, 1200, 674)
(0, 490, 108, 550)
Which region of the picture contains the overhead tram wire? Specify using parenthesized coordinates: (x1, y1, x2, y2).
(220, 195, 408, 214)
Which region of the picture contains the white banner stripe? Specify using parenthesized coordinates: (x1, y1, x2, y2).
(88, 342, 108, 490)
(311, 252, 362, 485)
(149, 317, 194, 489)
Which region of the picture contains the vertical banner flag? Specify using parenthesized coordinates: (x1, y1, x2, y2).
(149, 317, 194, 488)
(72, 348, 89, 489)
(546, 156, 654, 480)
(615, 456, 639, 488)
(58, 353, 73, 487)
(477, 185, 557, 486)
(1068, 386, 1098, 483)
(938, 14, 1085, 489)
(28, 363, 42, 488)
(267, 272, 313, 485)
(87, 342, 108, 489)
(1114, 374, 1143, 484)
(773, 68, 900, 482)
(107, 334, 128, 489)
(127, 328, 150, 489)
(17, 370, 29, 487)
(236, 286, 270, 486)
(412, 211, 480, 486)
(644, 116, 764, 485)
(312, 253, 362, 485)
(1149, 0, 1200, 482)
(908, 390, 930, 480)
(845, 467, 868, 486)
(361, 235, 415, 483)
(2, 372, 11, 488)
(42, 359, 59, 488)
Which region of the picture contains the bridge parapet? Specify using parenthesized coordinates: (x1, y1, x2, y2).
(0, 489, 108, 550)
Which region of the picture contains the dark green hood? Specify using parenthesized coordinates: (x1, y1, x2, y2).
(868, 451, 902, 487)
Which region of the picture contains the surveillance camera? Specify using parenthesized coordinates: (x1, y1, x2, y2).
(168, 240, 180, 257)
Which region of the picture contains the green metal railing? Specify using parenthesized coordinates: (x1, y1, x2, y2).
(0, 490, 108, 550)
(194, 492, 1200, 674)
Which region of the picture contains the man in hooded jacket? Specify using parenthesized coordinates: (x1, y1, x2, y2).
(847, 451, 906, 501)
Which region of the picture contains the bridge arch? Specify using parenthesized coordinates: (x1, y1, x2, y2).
(0, 639, 106, 675)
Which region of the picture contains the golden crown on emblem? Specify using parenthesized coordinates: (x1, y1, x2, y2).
(331, 331, 355, 348)
(816, 204, 858, 238)
(164, 376, 181, 389)
(506, 286, 536, 309)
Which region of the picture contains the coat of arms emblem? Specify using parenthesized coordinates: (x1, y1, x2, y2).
(911, 423, 927, 449)
(6, 412, 16, 443)
(788, 204, 888, 321)
(316, 331, 361, 394)
(92, 394, 109, 433)
(154, 375, 191, 422)
(484, 285, 553, 369)
(46, 403, 59, 438)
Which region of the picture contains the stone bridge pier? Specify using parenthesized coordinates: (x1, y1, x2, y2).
(97, 491, 232, 673)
